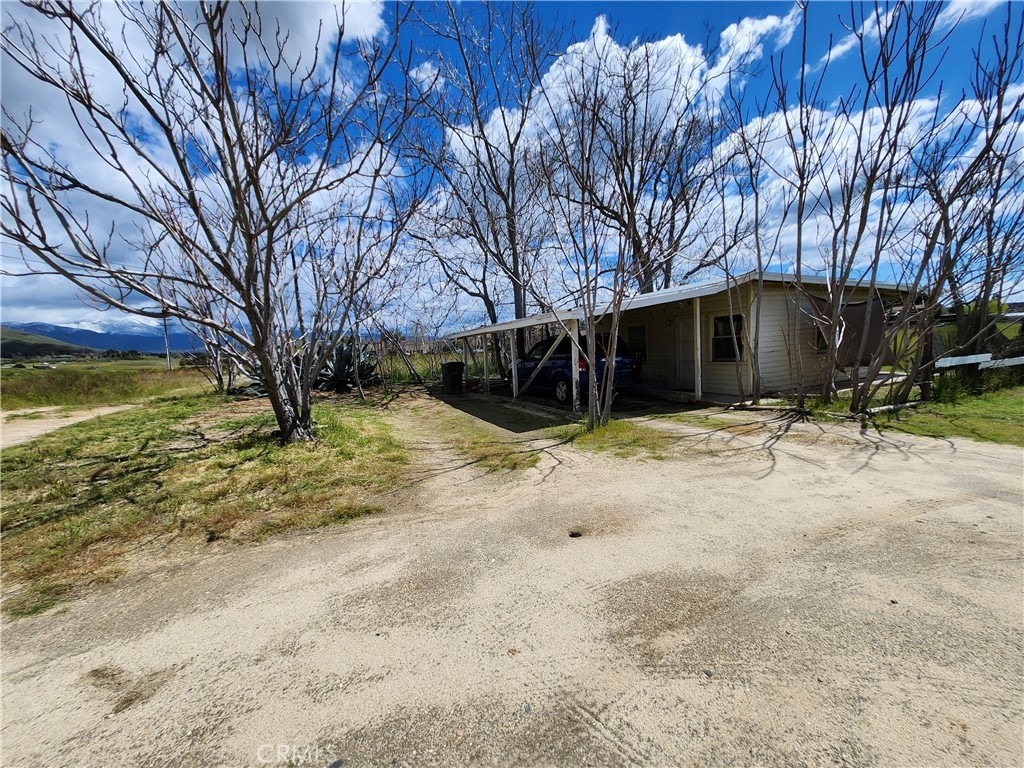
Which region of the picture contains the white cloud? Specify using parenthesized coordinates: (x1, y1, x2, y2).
(810, 5, 896, 72)
(708, 5, 802, 84)
(410, 61, 445, 94)
(936, 0, 1006, 31)
(1, 0, 396, 327)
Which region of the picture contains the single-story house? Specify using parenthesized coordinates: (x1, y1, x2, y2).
(449, 271, 906, 406)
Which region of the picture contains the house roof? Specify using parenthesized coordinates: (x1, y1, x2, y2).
(448, 271, 906, 340)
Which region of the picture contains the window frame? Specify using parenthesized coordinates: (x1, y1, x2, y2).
(627, 324, 647, 363)
(711, 314, 744, 362)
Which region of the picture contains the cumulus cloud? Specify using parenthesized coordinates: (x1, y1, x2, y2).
(410, 61, 445, 94)
(0, 0, 395, 325)
(706, 5, 802, 88)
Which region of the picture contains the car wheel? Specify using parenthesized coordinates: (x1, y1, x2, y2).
(554, 376, 571, 405)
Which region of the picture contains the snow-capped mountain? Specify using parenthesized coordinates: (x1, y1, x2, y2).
(58, 317, 166, 335)
(4, 321, 202, 353)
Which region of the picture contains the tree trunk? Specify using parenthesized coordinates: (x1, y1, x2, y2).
(269, 393, 316, 443)
(260, 348, 316, 443)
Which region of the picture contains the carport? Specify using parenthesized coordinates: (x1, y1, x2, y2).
(447, 280, 732, 410)
(448, 311, 588, 412)
(449, 271, 909, 407)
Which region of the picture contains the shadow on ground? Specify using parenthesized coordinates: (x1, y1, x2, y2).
(427, 387, 572, 434)
(431, 384, 742, 429)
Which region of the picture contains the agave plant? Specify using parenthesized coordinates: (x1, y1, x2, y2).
(316, 339, 380, 392)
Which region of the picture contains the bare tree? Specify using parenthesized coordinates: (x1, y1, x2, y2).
(530, 27, 638, 431)
(812, 3, 953, 409)
(558, 21, 721, 295)
(408, 1, 561, 361)
(883, 3, 1024, 403)
(763, 1, 842, 409)
(721, 81, 790, 403)
(759, 1, 1023, 412)
(2, 0, 420, 442)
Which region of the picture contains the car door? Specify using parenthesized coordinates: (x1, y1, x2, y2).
(534, 337, 572, 390)
(517, 339, 547, 393)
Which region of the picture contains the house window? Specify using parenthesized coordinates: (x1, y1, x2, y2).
(711, 315, 743, 361)
(627, 324, 647, 362)
(812, 325, 828, 353)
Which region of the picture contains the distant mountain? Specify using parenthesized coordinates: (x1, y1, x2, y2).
(0, 326, 95, 357)
(4, 321, 202, 354)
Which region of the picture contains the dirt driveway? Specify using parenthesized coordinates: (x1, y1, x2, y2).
(1, 405, 137, 449)
(2, 395, 1022, 767)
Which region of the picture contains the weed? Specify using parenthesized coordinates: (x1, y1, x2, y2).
(5, 581, 74, 618)
(881, 387, 1024, 446)
(933, 372, 973, 404)
(1, 363, 204, 409)
(553, 419, 674, 458)
(250, 503, 381, 540)
(1, 395, 408, 616)
(412, 399, 560, 471)
(659, 410, 746, 430)
(443, 415, 543, 470)
(3, 410, 51, 421)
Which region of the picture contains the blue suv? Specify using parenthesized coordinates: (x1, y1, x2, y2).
(513, 334, 637, 405)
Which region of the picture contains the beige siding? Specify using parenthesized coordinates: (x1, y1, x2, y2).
(752, 284, 882, 394)
(597, 304, 681, 386)
(592, 281, 885, 397)
(696, 289, 752, 395)
(751, 286, 824, 393)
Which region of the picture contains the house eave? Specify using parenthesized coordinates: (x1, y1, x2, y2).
(448, 271, 907, 340)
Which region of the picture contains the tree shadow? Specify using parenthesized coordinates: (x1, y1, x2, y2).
(429, 390, 574, 434)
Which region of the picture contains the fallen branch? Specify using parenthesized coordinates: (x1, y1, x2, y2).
(727, 404, 812, 416)
(825, 401, 924, 421)
(866, 401, 923, 416)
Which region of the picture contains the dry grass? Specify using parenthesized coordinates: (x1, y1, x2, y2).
(0, 394, 407, 616)
(435, 408, 546, 470)
(1, 360, 205, 409)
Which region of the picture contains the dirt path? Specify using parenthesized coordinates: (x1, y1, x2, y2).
(1, 405, 138, 449)
(2, 395, 1022, 767)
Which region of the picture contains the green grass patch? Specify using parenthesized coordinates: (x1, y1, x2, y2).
(448, 420, 542, 470)
(0, 395, 408, 616)
(553, 418, 674, 458)
(3, 410, 52, 420)
(432, 403, 551, 470)
(879, 387, 1024, 447)
(1, 361, 204, 409)
(657, 410, 746, 431)
(0, 326, 94, 357)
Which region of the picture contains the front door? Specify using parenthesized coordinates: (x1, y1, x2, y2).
(676, 316, 694, 389)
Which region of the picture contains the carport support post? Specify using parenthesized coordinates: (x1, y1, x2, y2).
(509, 330, 519, 398)
(694, 298, 703, 401)
(462, 342, 469, 389)
(483, 333, 489, 394)
(569, 319, 581, 413)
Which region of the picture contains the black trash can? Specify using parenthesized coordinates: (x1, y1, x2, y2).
(441, 361, 465, 395)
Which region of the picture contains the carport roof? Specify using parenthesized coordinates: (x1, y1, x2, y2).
(447, 271, 905, 340)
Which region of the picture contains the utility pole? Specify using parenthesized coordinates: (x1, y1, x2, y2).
(161, 308, 172, 371)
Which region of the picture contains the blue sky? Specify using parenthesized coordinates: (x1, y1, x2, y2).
(1, 0, 1018, 327)
(539, 1, 1004, 102)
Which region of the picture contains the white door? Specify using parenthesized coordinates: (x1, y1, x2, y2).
(676, 316, 694, 389)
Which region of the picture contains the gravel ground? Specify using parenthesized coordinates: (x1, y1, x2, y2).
(2, 394, 1022, 767)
